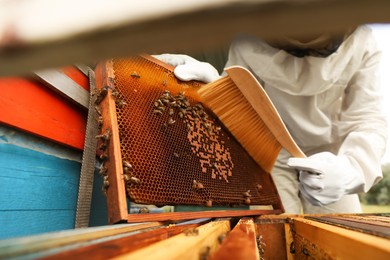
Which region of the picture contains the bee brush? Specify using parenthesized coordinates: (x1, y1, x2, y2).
(198, 66, 306, 172)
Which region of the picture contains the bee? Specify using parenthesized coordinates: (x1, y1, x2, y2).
(116, 99, 127, 108)
(131, 72, 141, 78)
(199, 246, 211, 260)
(243, 190, 251, 198)
(196, 182, 204, 190)
(302, 247, 310, 256)
(111, 88, 119, 98)
(130, 176, 141, 185)
(94, 105, 102, 116)
(96, 129, 111, 142)
(244, 197, 251, 205)
(99, 166, 108, 176)
(192, 180, 204, 190)
(212, 162, 218, 169)
(167, 117, 176, 126)
(103, 175, 109, 188)
(168, 108, 174, 116)
(161, 123, 168, 131)
(218, 234, 226, 244)
(99, 152, 109, 162)
(123, 161, 133, 171)
(206, 200, 213, 207)
(122, 160, 133, 169)
(162, 79, 167, 86)
(123, 173, 130, 182)
(173, 152, 180, 158)
(139, 207, 149, 213)
(95, 86, 109, 104)
(153, 110, 163, 116)
(98, 142, 107, 151)
(257, 184, 263, 190)
(184, 228, 199, 236)
(97, 116, 103, 128)
(196, 103, 203, 109)
(178, 111, 184, 118)
(161, 98, 170, 105)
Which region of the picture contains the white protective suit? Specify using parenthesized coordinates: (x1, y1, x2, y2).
(224, 25, 387, 213)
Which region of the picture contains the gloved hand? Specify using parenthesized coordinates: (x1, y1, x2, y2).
(152, 54, 220, 83)
(287, 152, 365, 206)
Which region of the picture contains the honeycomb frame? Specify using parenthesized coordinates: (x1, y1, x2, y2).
(94, 55, 284, 224)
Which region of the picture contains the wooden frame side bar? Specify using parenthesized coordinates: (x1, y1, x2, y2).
(94, 60, 128, 224)
(41, 222, 207, 260)
(212, 218, 259, 260)
(114, 219, 231, 259)
(0, 222, 162, 259)
(127, 209, 282, 223)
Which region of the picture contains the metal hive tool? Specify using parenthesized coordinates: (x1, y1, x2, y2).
(100, 55, 283, 210)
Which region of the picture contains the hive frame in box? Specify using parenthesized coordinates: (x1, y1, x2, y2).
(94, 57, 283, 224)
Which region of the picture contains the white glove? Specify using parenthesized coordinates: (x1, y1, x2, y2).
(152, 54, 220, 83)
(287, 152, 365, 206)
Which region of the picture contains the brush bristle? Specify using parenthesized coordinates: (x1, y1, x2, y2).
(198, 76, 282, 172)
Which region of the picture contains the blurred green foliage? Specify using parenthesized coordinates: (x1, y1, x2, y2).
(359, 164, 390, 205)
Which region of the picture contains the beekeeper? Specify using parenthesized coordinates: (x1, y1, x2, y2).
(154, 25, 388, 214)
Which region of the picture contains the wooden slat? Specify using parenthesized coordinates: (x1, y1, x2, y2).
(292, 217, 390, 260)
(60, 66, 90, 89)
(114, 219, 231, 260)
(1, 1, 390, 76)
(35, 69, 89, 109)
(305, 215, 390, 239)
(0, 126, 82, 239)
(0, 222, 162, 259)
(127, 209, 283, 223)
(94, 60, 128, 224)
(212, 218, 259, 260)
(335, 213, 390, 224)
(0, 76, 87, 150)
(40, 221, 209, 260)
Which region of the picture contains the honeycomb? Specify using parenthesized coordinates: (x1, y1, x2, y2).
(111, 55, 281, 208)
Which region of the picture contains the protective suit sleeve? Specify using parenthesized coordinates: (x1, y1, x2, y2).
(336, 33, 387, 192)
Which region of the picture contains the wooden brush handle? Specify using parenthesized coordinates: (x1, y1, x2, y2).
(225, 66, 306, 158)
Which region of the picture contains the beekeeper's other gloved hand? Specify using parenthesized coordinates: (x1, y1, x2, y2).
(287, 152, 365, 206)
(153, 54, 220, 83)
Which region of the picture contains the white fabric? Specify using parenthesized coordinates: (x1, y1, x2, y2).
(152, 54, 220, 83)
(287, 152, 365, 206)
(225, 25, 387, 210)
